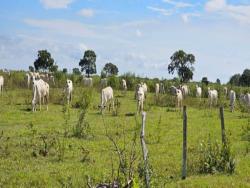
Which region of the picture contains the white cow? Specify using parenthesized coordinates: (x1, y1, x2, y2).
(122, 79, 127, 91)
(208, 87, 218, 107)
(141, 82, 148, 98)
(83, 77, 93, 87)
(32, 79, 49, 112)
(65, 79, 73, 105)
(224, 87, 228, 97)
(25, 73, 31, 88)
(100, 86, 114, 113)
(0, 76, 4, 94)
(100, 78, 108, 88)
(159, 83, 165, 94)
(196, 85, 202, 99)
(180, 84, 189, 98)
(155, 83, 159, 97)
(137, 86, 145, 114)
(176, 89, 183, 109)
(240, 93, 250, 108)
(229, 90, 236, 112)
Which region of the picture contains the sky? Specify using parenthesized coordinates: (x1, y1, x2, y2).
(0, 0, 250, 83)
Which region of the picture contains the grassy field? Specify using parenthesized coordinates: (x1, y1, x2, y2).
(0, 87, 250, 187)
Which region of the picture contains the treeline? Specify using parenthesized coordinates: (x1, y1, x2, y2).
(229, 69, 250, 86)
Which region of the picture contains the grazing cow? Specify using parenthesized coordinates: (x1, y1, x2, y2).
(0, 76, 4, 94)
(141, 82, 148, 98)
(176, 89, 183, 109)
(83, 77, 93, 87)
(155, 83, 159, 97)
(229, 90, 236, 112)
(224, 87, 228, 97)
(100, 86, 114, 113)
(240, 93, 250, 107)
(137, 86, 145, 114)
(208, 87, 218, 107)
(169, 86, 177, 96)
(65, 79, 73, 105)
(159, 83, 165, 94)
(100, 78, 108, 88)
(32, 79, 49, 112)
(196, 85, 202, 99)
(122, 79, 127, 91)
(26, 73, 31, 88)
(180, 84, 189, 98)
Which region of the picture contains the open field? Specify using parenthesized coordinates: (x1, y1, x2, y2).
(0, 86, 250, 187)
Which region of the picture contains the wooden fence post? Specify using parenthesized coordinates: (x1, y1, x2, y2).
(219, 106, 226, 145)
(182, 106, 187, 180)
(140, 112, 150, 188)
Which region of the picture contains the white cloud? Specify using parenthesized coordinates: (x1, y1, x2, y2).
(162, 0, 194, 8)
(40, 0, 74, 9)
(205, 0, 250, 24)
(181, 13, 200, 23)
(78, 9, 95, 18)
(136, 29, 142, 37)
(147, 6, 173, 16)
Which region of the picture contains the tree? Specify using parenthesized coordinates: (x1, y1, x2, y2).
(239, 69, 250, 86)
(168, 50, 195, 83)
(229, 74, 241, 86)
(102, 62, 119, 77)
(72, 68, 81, 75)
(216, 78, 221, 85)
(49, 64, 58, 73)
(29, 66, 34, 72)
(79, 50, 97, 77)
(201, 77, 209, 85)
(63, 68, 67, 74)
(34, 50, 54, 72)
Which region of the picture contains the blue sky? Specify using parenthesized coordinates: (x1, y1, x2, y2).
(1, 0, 250, 83)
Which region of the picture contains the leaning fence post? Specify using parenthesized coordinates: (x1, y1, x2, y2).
(140, 112, 150, 188)
(219, 106, 226, 145)
(182, 106, 187, 180)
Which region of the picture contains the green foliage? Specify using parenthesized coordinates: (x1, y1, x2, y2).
(102, 62, 119, 76)
(28, 66, 34, 72)
(229, 74, 241, 86)
(198, 136, 235, 174)
(201, 77, 209, 86)
(62, 68, 67, 74)
(49, 64, 58, 73)
(168, 50, 195, 83)
(72, 68, 81, 75)
(79, 50, 97, 77)
(239, 69, 250, 86)
(34, 50, 55, 72)
(108, 75, 119, 89)
(216, 78, 221, 85)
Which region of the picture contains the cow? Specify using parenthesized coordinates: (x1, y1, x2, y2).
(159, 83, 165, 94)
(137, 86, 145, 114)
(83, 77, 93, 87)
(32, 79, 49, 112)
(196, 85, 202, 99)
(141, 82, 148, 98)
(65, 79, 73, 105)
(180, 84, 189, 98)
(224, 87, 228, 97)
(155, 83, 159, 97)
(0, 76, 4, 94)
(169, 86, 177, 96)
(208, 87, 218, 107)
(100, 86, 114, 114)
(122, 79, 127, 91)
(240, 93, 250, 108)
(25, 73, 31, 88)
(229, 90, 236, 112)
(134, 83, 141, 99)
(100, 78, 108, 89)
(176, 89, 183, 109)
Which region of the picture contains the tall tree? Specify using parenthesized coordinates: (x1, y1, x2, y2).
(34, 50, 54, 72)
(201, 77, 209, 85)
(239, 69, 250, 86)
(102, 62, 119, 77)
(72, 68, 81, 75)
(29, 66, 34, 72)
(229, 74, 241, 86)
(49, 64, 58, 73)
(79, 50, 97, 77)
(216, 78, 221, 85)
(168, 50, 195, 83)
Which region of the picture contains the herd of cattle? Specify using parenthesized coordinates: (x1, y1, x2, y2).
(0, 72, 250, 114)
